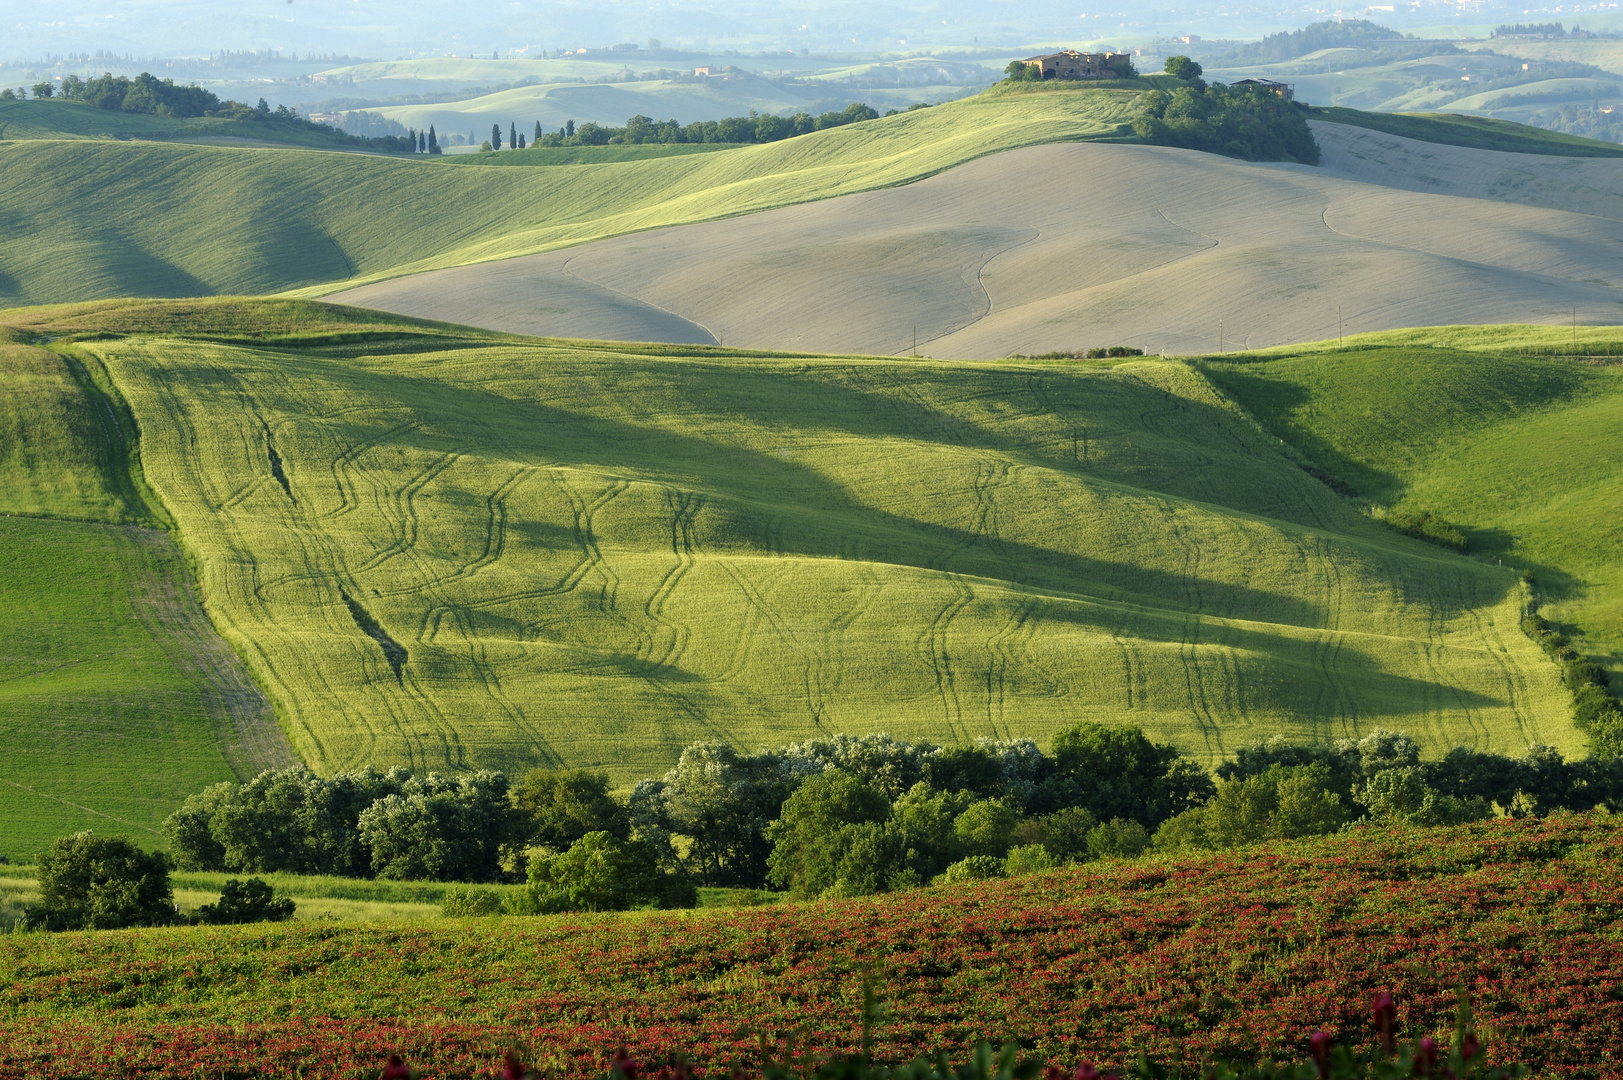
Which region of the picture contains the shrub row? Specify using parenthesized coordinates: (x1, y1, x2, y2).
(19, 832, 292, 931)
(1523, 603, 1623, 756)
(155, 717, 1623, 915)
(526, 103, 883, 149)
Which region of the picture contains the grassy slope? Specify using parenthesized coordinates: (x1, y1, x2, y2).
(1305, 104, 1623, 156)
(9, 299, 1569, 784)
(0, 336, 289, 858)
(1200, 330, 1623, 679)
(0, 818, 1614, 1074)
(0, 99, 382, 150)
(0, 85, 1137, 307)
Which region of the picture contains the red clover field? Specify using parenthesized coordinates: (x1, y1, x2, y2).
(1, 818, 1619, 1079)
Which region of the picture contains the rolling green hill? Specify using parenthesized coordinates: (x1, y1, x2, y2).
(1199, 328, 1623, 682)
(0, 334, 293, 857)
(1, 299, 1574, 791)
(1305, 105, 1623, 156)
(0, 99, 386, 151)
(0, 85, 1137, 309)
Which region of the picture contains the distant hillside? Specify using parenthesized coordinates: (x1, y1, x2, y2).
(0, 85, 1138, 308)
(0, 96, 401, 152)
(1220, 20, 1414, 64)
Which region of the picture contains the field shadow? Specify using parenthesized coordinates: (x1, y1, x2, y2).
(1198, 364, 1406, 502)
(232, 349, 1524, 636)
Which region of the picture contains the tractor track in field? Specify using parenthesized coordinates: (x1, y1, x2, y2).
(918, 572, 975, 742)
(323, 421, 421, 521)
(639, 490, 702, 671)
(984, 598, 1033, 739)
(720, 561, 829, 731)
(354, 451, 463, 573)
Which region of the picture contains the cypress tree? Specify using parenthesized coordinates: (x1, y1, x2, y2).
(566, 119, 575, 138)
(407, 127, 416, 152)
(510, 121, 517, 149)
(492, 122, 502, 150)
(534, 120, 543, 143)
(428, 124, 438, 151)
(418, 131, 426, 152)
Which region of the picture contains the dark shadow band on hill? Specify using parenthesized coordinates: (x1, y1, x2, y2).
(341, 590, 406, 683)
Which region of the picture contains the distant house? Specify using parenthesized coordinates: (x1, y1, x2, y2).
(1019, 49, 1133, 80)
(1232, 77, 1295, 102)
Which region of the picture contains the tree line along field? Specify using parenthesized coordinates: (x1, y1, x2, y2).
(0, 329, 294, 856)
(0, 84, 1140, 309)
(0, 298, 1579, 797)
(0, 817, 1617, 1077)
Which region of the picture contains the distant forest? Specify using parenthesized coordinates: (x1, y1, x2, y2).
(1220, 20, 1436, 64)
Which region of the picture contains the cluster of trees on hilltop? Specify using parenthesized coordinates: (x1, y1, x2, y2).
(496, 102, 884, 150)
(158, 720, 1623, 908)
(1134, 63, 1320, 164)
(24, 71, 417, 151)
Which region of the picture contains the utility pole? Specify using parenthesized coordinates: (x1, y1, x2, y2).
(1219, 319, 1223, 354)
(1573, 306, 1578, 350)
(913, 325, 918, 356)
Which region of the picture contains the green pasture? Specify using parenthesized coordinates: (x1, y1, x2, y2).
(0, 85, 1137, 307)
(0, 515, 250, 858)
(8, 298, 1559, 790)
(1201, 336, 1623, 677)
(0, 339, 289, 858)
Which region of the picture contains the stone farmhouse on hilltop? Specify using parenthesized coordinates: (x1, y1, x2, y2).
(1019, 49, 1135, 79)
(1231, 77, 1296, 102)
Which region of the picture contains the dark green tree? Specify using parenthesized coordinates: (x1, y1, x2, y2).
(510, 121, 517, 149)
(491, 122, 502, 150)
(534, 120, 543, 142)
(1051, 721, 1212, 827)
(1164, 55, 1203, 80)
(31, 81, 54, 99)
(512, 768, 629, 851)
(33, 832, 175, 930)
(765, 770, 890, 897)
(517, 831, 666, 912)
(357, 770, 525, 881)
(565, 118, 575, 137)
(195, 878, 295, 924)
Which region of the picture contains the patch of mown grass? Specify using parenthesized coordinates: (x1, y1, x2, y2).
(0, 516, 247, 858)
(53, 299, 1572, 785)
(0, 325, 291, 857)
